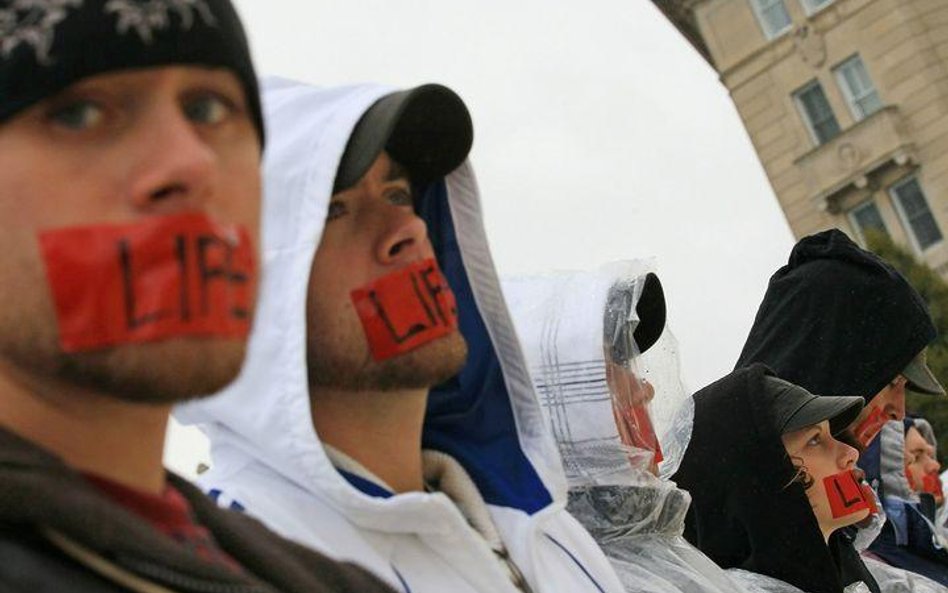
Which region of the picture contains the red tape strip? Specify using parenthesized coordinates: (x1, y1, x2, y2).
(824, 470, 872, 519)
(40, 213, 255, 352)
(859, 482, 879, 515)
(616, 404, 664, 464)
(905, 465, 918, 490)
(923, 474, 943, 498)
(351, 258, 458, 362)
(853, 405, 887, 447)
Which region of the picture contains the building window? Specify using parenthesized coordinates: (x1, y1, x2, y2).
(750, 0, 792, 40)
(848, 201, 888, 245)
(834, 55, 882, 121)
(799, 0, 834, 15)
(890, 176, 943, 251)
(794, 81, 841, 145)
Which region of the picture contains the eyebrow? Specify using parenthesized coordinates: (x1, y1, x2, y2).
(385, 160, 411, 183)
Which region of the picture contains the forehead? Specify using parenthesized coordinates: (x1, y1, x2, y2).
(62, 65, 242, 95)
(906, 426, 929, 450)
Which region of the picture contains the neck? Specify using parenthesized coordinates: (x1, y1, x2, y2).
(311, 384, 429, 493)
(0, 360, 169, 494)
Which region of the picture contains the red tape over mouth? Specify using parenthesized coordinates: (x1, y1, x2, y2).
(853, 405, 887, 447)
(615, 404, 664, 465)
(824, 470, 873, 519)
(923, 474, 944, 498)
(40, 213, 255, 352)
(351, 258, 458, 361)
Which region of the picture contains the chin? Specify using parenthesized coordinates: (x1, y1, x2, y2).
(55, 337, 249, 404)
(309, 329, 469, 392)
(834, 508, 872, 532)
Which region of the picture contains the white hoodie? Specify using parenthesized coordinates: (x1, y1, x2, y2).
(502, 262, 758, 593)
(175, 78, 624, 593)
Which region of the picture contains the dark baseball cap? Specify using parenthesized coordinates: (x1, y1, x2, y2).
(903, 350, 945, 396)
(332, 84, 474, 194)
(764, 376, 864, 435)
(605, 273, 667, 365)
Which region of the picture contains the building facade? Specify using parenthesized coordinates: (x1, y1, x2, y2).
(657, 0, 948, 272)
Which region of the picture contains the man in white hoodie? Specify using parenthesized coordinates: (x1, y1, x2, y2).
(177, 78, 625, 593)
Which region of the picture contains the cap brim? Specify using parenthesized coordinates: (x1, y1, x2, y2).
(633, 273, 666, 354)
(784, 395, 864, 435)
(904, 357, 945, 396)
(333, 84, 473, 193)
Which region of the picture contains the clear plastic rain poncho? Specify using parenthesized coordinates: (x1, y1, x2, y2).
(502, 260, 754, 593)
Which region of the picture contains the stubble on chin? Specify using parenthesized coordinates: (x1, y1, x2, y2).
(307, 328, 469, 393)
(0, 235, 250, 404)
(0, 278, 246, 404)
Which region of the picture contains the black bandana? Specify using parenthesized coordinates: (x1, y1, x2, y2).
(0, 0, 263, 144)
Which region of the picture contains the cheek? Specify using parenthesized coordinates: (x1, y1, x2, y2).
(801, 451, 839, 485)
(214, 149, 262, 241)
(806, 479, 830, 512)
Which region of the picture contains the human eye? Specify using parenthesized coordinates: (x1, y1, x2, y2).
(46, 99, 105, 131)
(326, 200, 348, 222)
(806, 432, 822, 447)
(387, 187, 414, 207)
(183, 93, 238, 125)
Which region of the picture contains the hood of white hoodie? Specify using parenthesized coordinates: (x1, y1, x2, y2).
(175, 78, 567, 518)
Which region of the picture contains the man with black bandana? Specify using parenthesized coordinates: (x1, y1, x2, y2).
(0, 2, 394, 592)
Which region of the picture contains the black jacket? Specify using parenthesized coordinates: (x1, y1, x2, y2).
(735, 229, 935, 402)
(672, 364, 871, 593)
(0, 427, 395, 593)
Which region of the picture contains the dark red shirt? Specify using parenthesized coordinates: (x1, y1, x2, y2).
(84, 473, 241, 572)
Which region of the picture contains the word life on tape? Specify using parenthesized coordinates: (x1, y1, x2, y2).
(923, 474, 944, 498)
(40, 213, 255, 352)
(351, 258, 458, 361)
(853, 406, 887, 447)
(615, 403, 664, 465)
(824, 470, 873, 519)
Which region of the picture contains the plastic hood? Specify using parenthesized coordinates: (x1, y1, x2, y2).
(502, 260, 692, 488)
(175, 78, 566, 519)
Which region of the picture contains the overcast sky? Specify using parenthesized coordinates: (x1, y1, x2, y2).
(166, 0, 797, 475)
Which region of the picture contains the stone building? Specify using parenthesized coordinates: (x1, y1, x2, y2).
(657, 0, 948, 272)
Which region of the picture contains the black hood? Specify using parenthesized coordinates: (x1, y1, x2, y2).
(736, 229, 935, 402)
(672, 364, 846, 593)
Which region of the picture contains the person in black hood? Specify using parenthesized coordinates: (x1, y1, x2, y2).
(735, 229, 944, 450)
(672, 364, 876, 593)
(734, 230, 946, 592)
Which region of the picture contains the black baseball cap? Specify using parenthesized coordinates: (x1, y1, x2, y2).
(333, 84, 474, 194)
(605, 273, 667, 364)
(764, 376, 863, 435)
(903, 350, 945, 396)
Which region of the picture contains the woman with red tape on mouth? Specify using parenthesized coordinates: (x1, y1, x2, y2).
(673, 365, 879, 593)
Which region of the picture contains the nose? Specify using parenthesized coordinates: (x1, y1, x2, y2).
(839, 441, 860, 470)
(927, 456, 941, 474)
(375, 210, 430, 266)
(127, 105, 216, 213)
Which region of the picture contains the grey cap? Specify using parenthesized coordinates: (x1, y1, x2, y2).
(333, 84, 474, 194)
(764, 376, 864, 435)
(903, 350, 945, 396)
